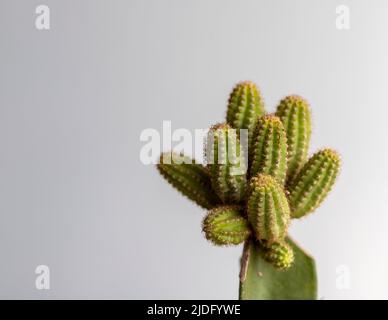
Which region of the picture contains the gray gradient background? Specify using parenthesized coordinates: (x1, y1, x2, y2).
(0, 0, 387, 299)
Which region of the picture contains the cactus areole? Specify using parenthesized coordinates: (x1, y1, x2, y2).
(156, 81, 341, 300)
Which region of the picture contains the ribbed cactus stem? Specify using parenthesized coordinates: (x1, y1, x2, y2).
(226, 81, 265, 146)
(206, 123, 247, 204)
(202, 206, 251, 246)
(247, 174, 290, 243)
(157, 152, 220, 209)
(288, 149, 340, 218)
(249, 115, 288, 185)
(262, 241, 294, 270)
(275, 95, 311, 184)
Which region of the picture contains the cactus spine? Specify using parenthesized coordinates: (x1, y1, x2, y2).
(275, 95, 311, 184)
(226, 81, 265, 146)
(247, 174, 290, 243)
(249, 115, 288, 184)
(157, 152, 220, 209)
(202, 206, 251, 245)
(206, 123, 247, 204)
(288, 149, 340, 218)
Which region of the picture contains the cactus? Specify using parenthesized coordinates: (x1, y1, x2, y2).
(261, 241, 294, 270)
(226, 81, 265, 146)
(157, 152, 220, 209)
(202, 206, 251, 245)
(275, 95, 311, 184)
(156, 81, 340, 300)
(247, 174, 290, 243)
(249, 115, 288, 184)
(288, 149, 341, 218)
(205, 123, 247, 204)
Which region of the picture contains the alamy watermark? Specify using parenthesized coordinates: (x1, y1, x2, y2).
(35, 5, 50, 30)
(335, 5, 350, 30)
(139, 121, 247, 174)
(336, 264, 351, 290)
(35, 265, 50, 290)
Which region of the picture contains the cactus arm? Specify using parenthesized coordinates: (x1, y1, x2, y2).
(206, 124, 247, 203)
(288, 149, 340, 218)
(239, 237, 317, 300)
(275, 95, 312, 184)
(226, 81, 265, 145)
(249, 115, 288, 185)
(247, 174, 290, 243)
(261, 241, 294, 270)
(157, 152, 220, 209)
(202, 206, 251, 246)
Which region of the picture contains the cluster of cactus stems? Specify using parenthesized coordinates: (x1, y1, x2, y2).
(157, 81, 340, 285)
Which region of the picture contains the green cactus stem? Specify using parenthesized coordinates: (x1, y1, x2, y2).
(157, 152, 220, 209)
(239, 238, 317, 300)
(261, 241, 294, 270)
(202, 206, 251, 246)
(249, 115, 288, 184)
(226, 81, 265, 146)
(247, 174, 290, 243)
(288, 149, 341, 218)
(205, 123, 247, 204)
(275, 95, 312, 184)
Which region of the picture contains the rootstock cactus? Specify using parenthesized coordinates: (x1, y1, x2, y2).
(156, 81, 341, 300)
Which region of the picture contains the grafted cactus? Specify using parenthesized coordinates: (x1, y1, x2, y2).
(156, 81, 341, 300)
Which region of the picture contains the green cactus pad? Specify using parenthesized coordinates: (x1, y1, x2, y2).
(249, 115, 288, 185)
(226, 81, 265, 146)
(205, 123, 247, 204)
(275, 95, 312, 184)
(157, 152, 220, 209)
(247, 174, 290, 243)
(288, 148, 341, 218)
(202, 206, 251, 246)
(239, 238, 317, 300)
